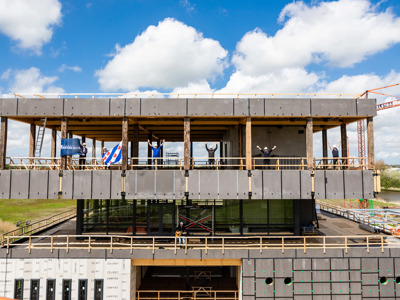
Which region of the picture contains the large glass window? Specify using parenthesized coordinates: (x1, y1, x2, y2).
(269, 200, 293, 232)
(83, 199, 107, 233)
(78, 280, 87, 300)
(30, 279, 40, 300)
(46, 280, 55, 300)
(108, 200, 134, 234)
(215, 200, 240, 234)
(94, 280, 103, 300)
(14, 279, 23, 300)
(243, 200, 268, 233)
(62, 279, 71, 300)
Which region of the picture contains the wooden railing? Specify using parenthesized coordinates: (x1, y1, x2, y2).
(1, 208, 76, 241)
(6, 156, 367, 171)
(136, 290, 238, 300)
(1, 234, 389, 255)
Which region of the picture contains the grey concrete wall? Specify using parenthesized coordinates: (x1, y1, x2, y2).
(0, 98, 377, 117)
(0, 170, 374, 200)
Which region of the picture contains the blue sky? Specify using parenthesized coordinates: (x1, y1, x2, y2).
(0, 0, 400, 163)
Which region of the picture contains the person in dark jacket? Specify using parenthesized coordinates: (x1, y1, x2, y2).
(205, 142, 218, 167)
(79, 143, 88, 170)
(328, 142, 341, 168)
(256, 145, 276, 169)
(175, 221, 187, 244)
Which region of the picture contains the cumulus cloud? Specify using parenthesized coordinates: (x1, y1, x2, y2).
(0, 0, 62, 54)
(232, 0, 400, 75)
(96, 18, 228, 91)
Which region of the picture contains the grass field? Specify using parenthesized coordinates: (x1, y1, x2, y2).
(0, 199, 76, 234)
(318, 198, 399, 209)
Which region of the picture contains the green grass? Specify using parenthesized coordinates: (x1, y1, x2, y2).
(0, 199, 76, 225)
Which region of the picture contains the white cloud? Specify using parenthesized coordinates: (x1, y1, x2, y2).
(180, 0, 195, 12)
(171, 80, 214, 96)
(1, 68, 11, 80)
(96, 18, 228, 91)
(232, 0, 400, 74)
(58, 64, 82, 73)
(9, 67, 64, 94)
(0, 0, 62, 54)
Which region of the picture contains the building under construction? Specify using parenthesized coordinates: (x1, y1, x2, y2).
(1, 95, 397, 300)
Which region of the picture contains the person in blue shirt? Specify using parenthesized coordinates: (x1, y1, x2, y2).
(148, 139, 165, 169)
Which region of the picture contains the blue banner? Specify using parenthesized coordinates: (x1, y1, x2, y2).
(61, 138, 82, 157)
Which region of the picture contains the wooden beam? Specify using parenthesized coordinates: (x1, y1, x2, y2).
(131, 258, 242, 266)
(322, 129, 327, 158)
(367, 117, 375, 170)
(341, 123, 348, 159)
(0, 117, 8, 169)
(60, 117, 68, 169)
(29, 123, 36, 159)
(122, 117, 128, 170)
(92, 138, 96, 162)
(246, 117, 252, 170)
(306, 117, 313, 170)
(51, 128, 57, 159)
(184, 117, 190, 170)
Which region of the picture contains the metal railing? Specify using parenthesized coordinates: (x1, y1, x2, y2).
(1, 208, 76, 240)
(6, 156, 367, 171)
(1, 234, 389, 255)
(136, 290, 238, 300)
(14, 92, 362, 99)
(317, 201, 399, 234)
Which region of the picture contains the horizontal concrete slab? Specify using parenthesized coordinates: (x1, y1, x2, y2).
(17, 98, 62, 116)
(0, 98, 17, 116)
(265, 98, 310, 117)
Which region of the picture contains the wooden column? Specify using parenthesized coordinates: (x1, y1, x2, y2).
(92, 138, 96, 164)
(51, 128, 57, 164)
(245, 117, 252, 170)
(147, 134, 152, 166)
(341, 123, 348, 169)
(322, 128, 327, 169)
(60, 117, 68, 169)
(367, 117, 375, 169)
(29, 123, 36, 160)
(101, 140, 105, 152)
(132, 123, 139, 168)
(122, 117, 129, 170)
(184, 117, 190, 170)
(0, 117, 8, 169)
(306, 118, 313, 170)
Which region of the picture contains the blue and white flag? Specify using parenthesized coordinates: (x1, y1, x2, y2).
(103, 142, 122, 165)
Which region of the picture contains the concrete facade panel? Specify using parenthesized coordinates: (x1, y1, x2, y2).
(199, 170, 218, 199)
(314, 171, 326, 199)
(141, 98, 186, 116)
(188, 170, 200, 199)
(294, 270, 311, 282)
(281, 170, 300, 199)
(243, 277, 255, 295)
(300, 170, 312, 199)
(109, 98, 125, 116)
(349, 271, 361, 281)
(312, 259, 331, 270)
(312, 283, 331, 294)
(73, 170, 92, 199)
(64, 98, 110, 116)
(331, 259, 349, 270)
(379, 280, 395, 298)
(274, 280, 293, 297)
(362, 286, 379, 298)
(218, 170, 237, 199)
(48, 171, 59, 199)
(124, 170, 136, 199)
(331, 270, 349, 282)
(349, 258, 361, 270)
(17, 98, 62, 116)
(255, 259, 274, 277)
(312, 270, 330, 282)
(344, 171, 363, 199)
(363, 170, 374, 199)
(325, 171, 344, 199)
(174, 171, 186, 199)
(331, 282, 350, 294)
(274, 259, 292, 276)
(378, 258, 394, 277)
(294, 259, 311, 270)
(256, 278, 274, 297)
(125, 98, 140, 116)
(294, 283, 311, 294)
(0, 98, 17, 116)
(262, 170, 281, 199)
(233, 98, 248, 116)
(249, 99, 264, 116)
(61, 170, 73, 199)
(362, 258, 378, 273)
(311, 99, 357, 117)
(188, 98, 233, 116)
(265, 98, 310, 117)
(251, 170, 263, 199)
(156, 170, 175, 199)
(0, 170, 11, 199)
(92, 170, 111, 199)
(357, 98, 377, 117)
(243, 259, 255, 276)
(238, 171, 249, 199)
(136, 170, 155, 199)
(110, 170, 122, 199)
(10, 170, 29, 199)
(29, 170, 48, 199)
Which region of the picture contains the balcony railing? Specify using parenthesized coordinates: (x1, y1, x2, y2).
(136, 290, 238, 300)
(6, 156, 368, 171)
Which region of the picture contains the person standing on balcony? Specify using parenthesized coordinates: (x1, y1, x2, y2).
(257, 145, 276, 169)
(175, 221, 187, 245)
(205, 142, 218, 168)
(102, 147, 110, 170)
(79, 143, 87, 170)
(328, 142, 341, 168)
(148, 139, 165, 169)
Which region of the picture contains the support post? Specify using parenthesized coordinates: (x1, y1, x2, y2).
(61, 117, 68, 169)
(29, 123, 36, 163)
(132, 122, 139, 169)
(51, 128, 57, 165)
(322, 128, 327, 168)
(92, 138, 96, 164)
(122, 117, 129, 170)
(238, 124, 243, 169)
(306, 118, 313, 170)
(341, 123, 348, 169)
(0, 117, 7, 169)
(367, 117, 375, 170)
(246, 117, 252, 170)
(184, 117, 190, 170)
(147, 134, 152, 166)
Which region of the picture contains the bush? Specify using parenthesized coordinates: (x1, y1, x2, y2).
(381, 170, 400, 189)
